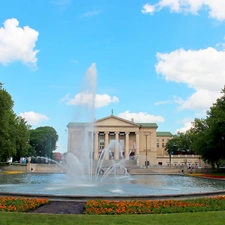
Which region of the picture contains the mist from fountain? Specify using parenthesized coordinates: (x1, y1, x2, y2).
(66, 63, 129, 186)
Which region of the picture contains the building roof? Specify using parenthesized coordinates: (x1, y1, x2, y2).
(156, 132, 173, 137)
(67, 116, 159, 130)
(137, 123, 158, 128)
(96, 115, 140, 127)
(67, 122, 87, 127)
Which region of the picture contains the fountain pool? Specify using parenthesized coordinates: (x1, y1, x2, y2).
(0, 173, 225, 197)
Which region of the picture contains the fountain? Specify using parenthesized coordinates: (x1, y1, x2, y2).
(61, 63, 130, 185)
(0, 63, 225, 199)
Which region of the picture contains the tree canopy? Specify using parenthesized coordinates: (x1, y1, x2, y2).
(0, 83, 30, 161)
(190, 87, 225, 167)
(29, 126, 59, 158)
(0, 83, 59, 162)
(166, 86, 225, 168)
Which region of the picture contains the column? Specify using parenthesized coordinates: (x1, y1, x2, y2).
(135, 132, 140, 155)
(104, 132, 109, 160)
(125, 132, 130, 160)
(68, 132, 72, 152)
(94, 131, 99, 160)
(114, 132, 119, 160)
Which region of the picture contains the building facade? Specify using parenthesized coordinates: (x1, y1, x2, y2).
(67, 114, 206, 168)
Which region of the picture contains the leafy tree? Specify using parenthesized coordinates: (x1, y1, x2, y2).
(29, 126, 58, 158)
(190, 87, 225, 168)
(0, 83, 30, 162)
(13, 116, 32, 161)
(165, 131, 195, 156)
(0, 84, 16, 161)
(206, 87, 225, 165)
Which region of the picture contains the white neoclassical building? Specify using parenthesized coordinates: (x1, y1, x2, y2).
(67, 114, 205, 168)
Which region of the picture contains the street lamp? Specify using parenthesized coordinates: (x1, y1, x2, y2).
(145, 134, 148, 169)
(144, 133, 152, 169)
(49, 135, 51, 161)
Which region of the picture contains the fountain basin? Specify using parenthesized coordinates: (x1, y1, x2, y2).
(0, 173, 225, 199)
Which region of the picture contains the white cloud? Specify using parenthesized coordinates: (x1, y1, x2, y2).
(155, 100, 171, 105)
(176, 117, 194, 133)
(70, 59, 78, 63)
(60, 93, 70, 102)
(19, 111, 49, 126)
(0, 18, 39, 67)
(141, 4, 155, 15)
(81, 10, 102, 18)
(51, 0, 71, 8)
(64, 92, 119, 108)
(118, 111, 165, 123)
(61, 63, 119, 108)
(155, 47, 225, 111)
(142, 0, 225, 21)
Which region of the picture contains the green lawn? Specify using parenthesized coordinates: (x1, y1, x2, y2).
(1, 211, 225, 225)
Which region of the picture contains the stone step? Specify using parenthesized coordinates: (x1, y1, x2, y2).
(92, 159, 137, 168)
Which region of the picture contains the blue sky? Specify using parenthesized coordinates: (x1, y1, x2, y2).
(1, 0, 225, 153)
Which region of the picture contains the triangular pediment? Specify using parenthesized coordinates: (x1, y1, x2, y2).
(95, 115, 140, 127)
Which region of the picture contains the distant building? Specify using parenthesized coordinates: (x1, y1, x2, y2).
(52, 152, 63, 162)
(67, 114, 206, 168)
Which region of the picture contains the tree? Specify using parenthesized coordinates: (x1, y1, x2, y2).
(0, 83, 16, 161)
(190, 87, 225, 168)
(13, 116, 32, 161)
(165, 131, 195, 156)
(0, 83, 31, 162)
(29, 126, 58, 158)
(206, 87, 225, 163)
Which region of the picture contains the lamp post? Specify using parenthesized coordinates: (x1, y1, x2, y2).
(144, 133, 152, 169)
(145, 134, 149, 169)
(49, 135, 51, 161)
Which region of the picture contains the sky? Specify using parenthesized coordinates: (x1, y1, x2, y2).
(1, 0, 225, 154)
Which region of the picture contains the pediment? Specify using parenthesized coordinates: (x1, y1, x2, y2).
(95, 115, 140, 127)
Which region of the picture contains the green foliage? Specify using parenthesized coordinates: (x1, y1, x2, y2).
(29, 126, 59, 158)
(190, 87, 225, 167)
(167, 87, 225, 168)
(165, 131, 195, 155)
(0, 85, 16, 161)
(0, 83, 59, 162)
(0, 84, 31, 162)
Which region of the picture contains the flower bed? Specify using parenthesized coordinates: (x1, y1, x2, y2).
(0, 196, 49, 212)
(85, 196, 225, 215)
(193, 174, 225, 179)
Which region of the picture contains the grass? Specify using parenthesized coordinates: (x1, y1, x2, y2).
(0, 211, 225, 225)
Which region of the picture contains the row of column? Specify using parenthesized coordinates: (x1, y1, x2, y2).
(94, 131, 140, 160)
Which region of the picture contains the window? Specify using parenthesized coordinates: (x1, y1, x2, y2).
(99, 139, 104, 150)
(157, 138, 159, 142)
(162, 143, 164, 147)
(157, 143, 159, 147)
(162, 139, 164, 142)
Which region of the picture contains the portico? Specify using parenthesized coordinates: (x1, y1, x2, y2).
(67, 115, 157, 166)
